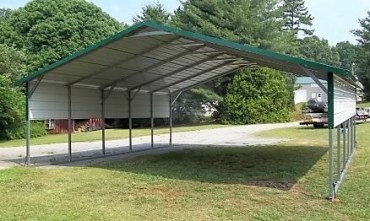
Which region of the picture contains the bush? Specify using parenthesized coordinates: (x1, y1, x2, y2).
(30, 121, 47, 137)
(223, 67, 293, 124)
(0, 76, 25, 140)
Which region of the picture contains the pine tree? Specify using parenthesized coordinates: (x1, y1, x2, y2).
(173, 0, 294, 52)
(132, 1, 171, 24)
(282, 0, 314, 36)
(353, 11, 370, 99)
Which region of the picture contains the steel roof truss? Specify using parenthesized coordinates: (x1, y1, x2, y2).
(170, 65, 248, 95)
(66, 37, 180, 86)
(101, 45, 205, 90)
(152, 60, 240, 93)
(128, 53, 225, 91)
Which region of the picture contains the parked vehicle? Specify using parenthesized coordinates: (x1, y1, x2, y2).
(300, 100, 370, 128)
(300, 98, 328, 128)
(356, 107, 370, 121)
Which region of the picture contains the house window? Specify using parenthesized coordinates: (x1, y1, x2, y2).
(317, 93, 322, 101)
(44, 119, 55, 129)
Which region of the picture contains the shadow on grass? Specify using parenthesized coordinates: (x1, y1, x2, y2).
(94, 145, 326, 191)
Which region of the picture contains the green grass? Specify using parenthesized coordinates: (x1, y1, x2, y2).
(0, 124, 230, 148)
(1, 124, 370, 220)
(357, 101, 370, 108)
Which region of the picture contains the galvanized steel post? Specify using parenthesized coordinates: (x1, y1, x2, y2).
(67, 86, 72, 162)
(128, 91, 132, 151)
(343, 121, 346, 168)
(328, 128, 334, 199)
(150, 93, 154, 148)
(101, 90, 106, 155)
(25, 83, 31, 165)
(337, 126, 341, 180)
(169, 95, 173, 146)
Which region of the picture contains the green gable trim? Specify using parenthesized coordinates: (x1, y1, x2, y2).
(15, 21, 351, 86)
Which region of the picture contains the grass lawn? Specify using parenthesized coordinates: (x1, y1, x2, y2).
(357, 101, 370, 108)
(0, 124, 370, 220)
(0, 124, 230, 148)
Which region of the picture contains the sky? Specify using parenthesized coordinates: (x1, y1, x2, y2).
(1, 0, 369, 46)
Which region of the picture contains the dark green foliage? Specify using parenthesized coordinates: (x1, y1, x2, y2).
(223, 67, 292, 124)
(0, 0, 123, 71)
(132, 1, 171, 24)
(335, 41, 360, 70)
(169, 0, 297, 124)
(0, 0, 123, 140)
(172, 87, 222, 124)
(298, 35, 340, 66)
(30, 121, 47, 138)
(0, 75, 25, 140)
(282, 0, 314, 36)
(0, 44, 27, 82)
(0, 44, 28, 140)
(353, 12, 370, 99)
(172, 0, 293, 53)
(0, 8, 12, 21)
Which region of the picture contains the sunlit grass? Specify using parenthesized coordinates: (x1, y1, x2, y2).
(0, 124, 369, 220)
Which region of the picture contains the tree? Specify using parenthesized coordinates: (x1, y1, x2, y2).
(335, 41, 360, 70)
(298, 35, 340, 66)
(282, 0, 314, 36)
(172, 0, 293, 53)
(223, 67, 292, 124)
(0, 44, 26, 140)
(0, 44, 27, 82)
(353, 11, 370, 99)
(0, 8, 11, 21)
(132, 1, 171, 24)
(0, 0, 123, 72)
(171, 0, 296, 123)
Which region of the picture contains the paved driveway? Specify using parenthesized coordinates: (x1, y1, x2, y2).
(0, 122, 298, 169)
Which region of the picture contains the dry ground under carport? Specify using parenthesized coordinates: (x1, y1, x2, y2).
(0, 122, 297, 169)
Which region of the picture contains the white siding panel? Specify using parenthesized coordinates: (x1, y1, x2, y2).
(29, 82, 169, 120)
(333, 76, 356, 127)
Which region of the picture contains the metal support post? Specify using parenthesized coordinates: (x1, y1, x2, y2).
(25, 83, 31, 165)
(328, 128, 335, 199)
(67, 86, 72, 162)
(128, 91, 132, 151)
(101, 90, 106, 155)
(354, 117, 357, 148)
(343, 121, 346, 168)
(169, 95, 173, 146)
(347, 119, 350, 161)
(337, 126, 341, 180)
(150, 93, 154, 148)
(351, 117, 355, 153)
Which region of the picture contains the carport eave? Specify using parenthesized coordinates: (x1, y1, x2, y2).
(15, 21, 353, 87)
(14, 22, 151, 86)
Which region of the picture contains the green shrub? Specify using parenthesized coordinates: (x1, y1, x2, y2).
(223, 67, 293, 124)
(30, 121, 47, 138)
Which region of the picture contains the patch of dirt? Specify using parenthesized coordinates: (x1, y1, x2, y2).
(248, 180, 295, 191)
(137, 186, 184, 203)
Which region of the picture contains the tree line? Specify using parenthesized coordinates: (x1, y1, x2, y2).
(0, 0, 367, 140)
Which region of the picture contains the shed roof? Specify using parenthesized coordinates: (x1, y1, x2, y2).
(296, 77, 327, 85)
(16, 21, 353, 94)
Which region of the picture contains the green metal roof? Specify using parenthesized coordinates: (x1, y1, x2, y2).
(15, 21, 353, 92)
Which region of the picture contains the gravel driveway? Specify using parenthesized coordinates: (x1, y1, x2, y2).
(0, 122, 298, 169)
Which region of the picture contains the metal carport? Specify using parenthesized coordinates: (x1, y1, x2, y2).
(16, 21, 357, 199)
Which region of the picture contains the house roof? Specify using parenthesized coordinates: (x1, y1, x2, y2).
(296, 77, 327, 85)
(15, 21, 353, 94)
